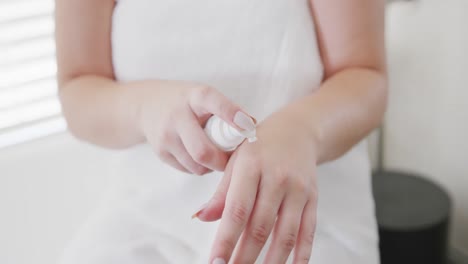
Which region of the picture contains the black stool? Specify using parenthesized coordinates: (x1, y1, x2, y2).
(372, 170, 452, 264)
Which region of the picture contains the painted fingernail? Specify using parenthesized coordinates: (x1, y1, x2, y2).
(191, 203, 208, 219)
(234, 111, 256, 131)
(212, 258, 226, 264)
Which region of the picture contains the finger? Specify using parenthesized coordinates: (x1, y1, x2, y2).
(177, 111, 229, 171)
(232, 183, 285, 264)
(159, 151, 191, 174)
(264, 195, 306, 264)
(209, 159, 260, 264)
(170, 137, 210, 175)
(293, 200, 317, 264)
(196, 151, 239, 222)
(189, 86, 254, 131)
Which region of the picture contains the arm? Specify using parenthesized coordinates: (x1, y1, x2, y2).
(55, 0, 143, 148)
(198, 0, 388, 263)
(55, 0, 253, 173)
(292, 0, 387, 163)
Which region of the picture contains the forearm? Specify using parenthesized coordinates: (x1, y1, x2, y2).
(59, 75, 147, 149)
(285, 67, 387, 164)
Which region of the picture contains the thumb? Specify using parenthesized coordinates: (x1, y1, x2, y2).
(193, 152, 237, 222)
(189, 86, 255, 131)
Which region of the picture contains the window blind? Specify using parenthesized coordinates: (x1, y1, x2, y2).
(0, 0, 65, 149)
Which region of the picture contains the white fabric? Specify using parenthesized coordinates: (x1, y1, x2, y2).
(60, 0, 380, 263)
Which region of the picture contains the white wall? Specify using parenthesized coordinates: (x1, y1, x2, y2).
(0, 134, 112, 264)
(384, 0, 468, 254)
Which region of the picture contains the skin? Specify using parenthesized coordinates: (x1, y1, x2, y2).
(55, 0, 387, 263)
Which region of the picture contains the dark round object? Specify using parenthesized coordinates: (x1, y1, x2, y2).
(372, 170, 451, 264)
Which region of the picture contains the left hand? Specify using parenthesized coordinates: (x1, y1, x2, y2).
(194, 110, 319, 264)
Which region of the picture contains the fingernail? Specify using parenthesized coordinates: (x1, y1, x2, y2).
(212, 258, 226, 264)
(191, 202, 208, 219)
(234, 111, 256, 131)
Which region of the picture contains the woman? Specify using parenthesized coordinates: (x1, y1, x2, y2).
(56, 0, 387, 263)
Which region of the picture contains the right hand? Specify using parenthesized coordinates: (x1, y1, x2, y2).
(137, 80, 255, 175)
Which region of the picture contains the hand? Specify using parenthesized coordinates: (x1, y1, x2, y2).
(137, 81, 255, 175)
(194, 110, 318, 263)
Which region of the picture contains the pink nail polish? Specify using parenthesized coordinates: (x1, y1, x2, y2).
(212, 258, 226, 264)
(191, 202, 208, 219)
(233, 111, 256, 131)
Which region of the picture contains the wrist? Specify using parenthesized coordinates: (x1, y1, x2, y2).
(279, 105, 323, 163)
(119, 81, 153, 143)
